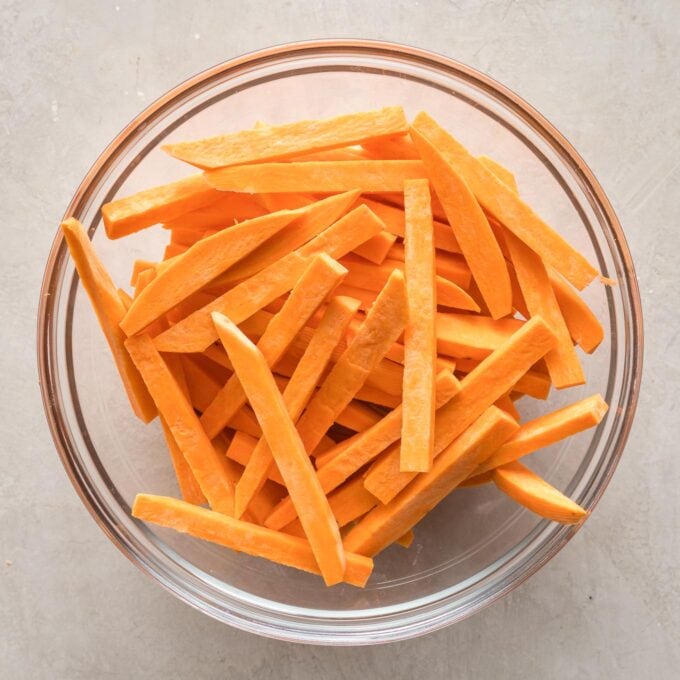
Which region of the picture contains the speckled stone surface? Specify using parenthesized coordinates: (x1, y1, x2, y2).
(1, 1, 678, 677)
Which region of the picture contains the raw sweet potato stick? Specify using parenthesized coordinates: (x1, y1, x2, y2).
(493, 462, 588, 524)
(61, 218, 157, 422)
(132, 494, 372, 587)
(401, 178, 437, 472)
(289, 269, 408, 456)
(120, 209, 297, 335)
(153, 204, 384, 353)
(344, 407, 519, 556)
(234, 296, 360, 518)
(410, 125, 512, 319)
(102, 174, 220, 239)
(164, 106, 409, 168)
(212, 314, 347, 586)
(411, 112, 599, 290)
(125, 334, 235, 515)
(264, 371, 461, 531)
(200, 254, 347, 438)
(469, 394, 608, 477)
(363, 316, 557, 504)
(206, 160, 427, 193)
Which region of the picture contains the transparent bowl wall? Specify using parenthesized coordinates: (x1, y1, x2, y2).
(38, 41, 642, 645)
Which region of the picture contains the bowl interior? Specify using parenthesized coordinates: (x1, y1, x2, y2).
(41, 43, 640, 643)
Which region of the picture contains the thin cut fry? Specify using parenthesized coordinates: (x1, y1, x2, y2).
(206, 160, 426, 194)
(125, 334, 235, 514)
(200, 254, 347, 438)
(472, 394, 608, 476)
(61, 218, 157, 422)
(363, 316, 557, 504)
(153, 204, 384, 353)
(212, 314, 346, 586)
(164, 106, 409, 169)
(344, 407, 519, 556)
(401, 178, 437, 472)
(410, 125, 512, 318)
(412, 112, 599, 290)
(102, 174, 220, 239)
(264, 371, 461, 531)
(133, 494, 372, 587)
(290, 269, 408, 455)
(493, 462, 588, 524)
(234, 296, 359, 518)
(121, 210, 296, 335)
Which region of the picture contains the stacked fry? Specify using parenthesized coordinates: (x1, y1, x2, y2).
(63, 106, 609, 587)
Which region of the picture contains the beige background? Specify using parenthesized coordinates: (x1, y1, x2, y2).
(1, 1, 679, 678)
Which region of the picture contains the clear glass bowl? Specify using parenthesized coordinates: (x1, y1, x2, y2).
(37, 40, 643, 645)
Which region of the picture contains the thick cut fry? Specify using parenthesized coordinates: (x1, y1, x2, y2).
(206, 160, 426, 194)
(493, 462, 588, 524)
(472, 394, 608, 476)
(213, 192, 360, 286)
(505, 230, 585, 388)
(212, 315, 346, 586)
(387, 242, 472, 290)
(412, 112, 599, 289)
(61, 219, 157, 422)
(363, 317, 557, 504)
(164, 192, 267, 231)
(360, 197, 461, 253)
(200, 255, 346, 438)
(133, 495, 372, 587)
(153, 204, 384, 353)
(102, 174, 220, 239)
(265, 371, 461, 531)
(341, 254, 478, 311)
(353, 230, 398, 264)
(291, 270, 408, 456)
(436, 312, 523, 360)
(410, 126, 512, 319)
(163, 243, 187, 260)
(125, 334, 234, 514)
(121, 210, 296, 335)
(456, 358, 552, 400)
(401, 179, 437, 472)
(344, 408, 519, 556)
(549, 269, 604, 353)
(164, 106, 409, 169)
(234, 297, 359, 518)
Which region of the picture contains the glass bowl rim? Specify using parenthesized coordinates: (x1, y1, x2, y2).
(37, 38, 643, 645)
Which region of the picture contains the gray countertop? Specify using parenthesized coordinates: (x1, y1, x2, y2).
(1, 1, 678, 678)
